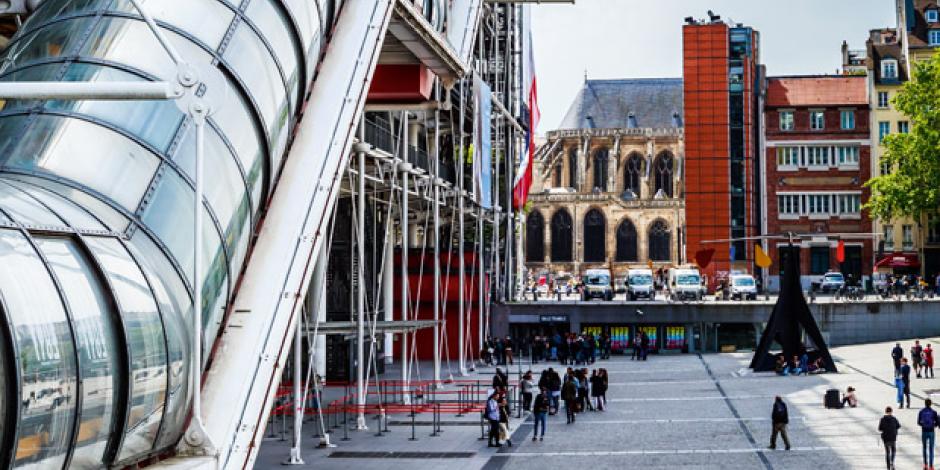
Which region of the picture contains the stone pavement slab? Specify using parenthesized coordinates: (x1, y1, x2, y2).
(257, 336, 940, 469)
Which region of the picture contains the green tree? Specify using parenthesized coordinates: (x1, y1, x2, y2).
(865, 51, 940, 221)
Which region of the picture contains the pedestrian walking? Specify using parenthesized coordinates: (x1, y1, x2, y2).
(914, 341, 925, 378)
(493, 368, 509, 392)
(562, 375, 578, 424)
(520, 371, 535, 412)
(928, 344, 936, 379)
(486, 391, 501, 447)
(897, 375, 906, 409)
(769, 396, 791, 450)
(640, 331, 650, 361)
(893, 343, 904, 374)
(901, 359, 912, 408)
(505, 336, 514, 366)
(532, 387, 549, 442)
(919, 399, 940, 469)
(590, 369, 605, 411)
(880, 406, 901, 470)
(547, 368, 561, 414)
(498, 393, 513, 447)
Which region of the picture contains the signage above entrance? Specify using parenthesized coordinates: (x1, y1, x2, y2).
(540, 315, 569, 323)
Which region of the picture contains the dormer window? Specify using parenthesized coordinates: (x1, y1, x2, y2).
(881, 59, 898, 80)
(927, 9, 938, 23)
(627, 113, 638, 129)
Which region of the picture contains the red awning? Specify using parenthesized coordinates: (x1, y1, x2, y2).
(875, 253, 921, 269)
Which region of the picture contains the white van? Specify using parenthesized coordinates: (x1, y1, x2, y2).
(729, 274, 758, 300)
(582, 269, 613, 301)
(668, 268, 706, 301)
(626, 268, 654, 301)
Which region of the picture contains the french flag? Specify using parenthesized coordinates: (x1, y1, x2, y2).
(513, 24, 538, 209)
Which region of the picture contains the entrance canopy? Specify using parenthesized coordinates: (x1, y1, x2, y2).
(875, 253, 920, 269)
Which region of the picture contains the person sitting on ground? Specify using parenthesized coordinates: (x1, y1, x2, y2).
(775, 355, 787, 376)
(840, 386, 858, 408)
(807, 357, 826, 375)
(789, 355, 803, 375)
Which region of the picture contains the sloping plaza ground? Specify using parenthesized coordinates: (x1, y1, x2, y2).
(257, 336, 940, 469)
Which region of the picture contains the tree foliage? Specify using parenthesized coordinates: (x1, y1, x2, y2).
(865, 51, 940, 222)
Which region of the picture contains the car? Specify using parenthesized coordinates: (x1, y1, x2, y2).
(729, 274, 758, 300)
(668, 267, 706, 301)
(626, 268, 655, 301)
(582, 269, 613, 301)
(817, 272, 845, 293)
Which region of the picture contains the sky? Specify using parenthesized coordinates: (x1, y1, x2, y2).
(530, 0, 896, 132)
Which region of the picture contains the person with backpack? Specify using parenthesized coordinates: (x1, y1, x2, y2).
(920, 399, 940, 470)
(561, 375, 578, 424)
(769, 396, 791, 450)
(532, 387, 550, 442)
(879, 406, 901, 470)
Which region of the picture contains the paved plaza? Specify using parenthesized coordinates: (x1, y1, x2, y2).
(258, 337, 940, 469)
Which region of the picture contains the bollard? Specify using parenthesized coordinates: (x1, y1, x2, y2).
(478, 410, 486, 440)
(430, 403, 439, 437)
(409, 397, 418, 441)
(375, 409, 384, 437)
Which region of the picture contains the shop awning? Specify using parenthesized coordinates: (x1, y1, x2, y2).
(875, 253, 920, 269)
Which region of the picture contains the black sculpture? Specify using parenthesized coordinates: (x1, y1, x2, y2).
(750, 245, 837, 373)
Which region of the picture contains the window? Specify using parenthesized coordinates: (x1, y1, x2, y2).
(647, 220, 671, 262)
(568, 149, 578, 188)
(779, 111, 794, 131)
(836, 194, 861, 215)
(653, 152, 674, 197)
(878, 91, 890, 108)
(879, 121, 891, 143)
(898, 121, 910, 134)
(928, 214, 940, 244)
(776, 147, 799, 168)
(840, 110, 855, 130)
(903, 224, 914, 250)
(592, 149, 608, 192)
(525, 211, 544, 262)
(777, 194, 801, 216)
(810, 110, 825, 130)
(806, 194, 831, 215)
(810, 246, 830, 275)
(837, 146, 859, 166)
(930, 30, 940, 46)
(583, 209, 606, 262)
(884, 225, 895, 250)
(806, 146, 830, 167)
(928, 9, 939, 23)
(552, 162, 562, 187)
(882, 59, 898, 79)
(550, 210, 573, 262)
(615, 219, 638, 262)
(624, 153, 643, 197)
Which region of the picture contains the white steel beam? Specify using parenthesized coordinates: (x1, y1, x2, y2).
(0, 81, 179, 100)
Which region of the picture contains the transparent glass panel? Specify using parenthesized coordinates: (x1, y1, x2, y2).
(4, 175, 131, 232)
(110, 0, 235, 50)
(0, 181, 66, 228)
(0, 314, 7, 463)
(126, 231, 191, 448)
(84, 236, 167, 461)
(46, 63, 184, 152)
(0, 63, 65, 112)
(0, 211, 9, 225)
(247, 0, 301, 113)
(2, 115, 160, 211)
(0, 17, 95, 74)
(81, 17, 213, 84)
(0, 229, 77, 469)
(19, 0, 109, 33)
(209, 95, 265, 209)
(282, 0, 317, 56)
(222, 22, 290, 162)
(1, 179, 108, 232)
(36, 237, 121, 468)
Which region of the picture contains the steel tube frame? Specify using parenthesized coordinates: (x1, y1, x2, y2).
(356, 124, 368, 429)
(458, 78, 467, 376)
(400, 111, 411, 403)
(0, 81, 179, 100)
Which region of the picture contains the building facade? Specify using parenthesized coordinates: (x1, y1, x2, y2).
(763, 76, 873, 291)
(682, 18, 764, 287)
(525, 79, 686, 282)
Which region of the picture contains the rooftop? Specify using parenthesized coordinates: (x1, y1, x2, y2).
(557, 78, 684, 131)
(766, 75, 868, 107)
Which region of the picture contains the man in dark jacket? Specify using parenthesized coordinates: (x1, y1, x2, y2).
(879, 406, 901, 470)
(769, 396, 791, 450)
(892, 343, 904, 374)
(492, 368, 508, 392)
(901, 359, 912, 409)
(561, 376, 578, 424)
(919, 399, 940, 470)
(532, 387, 550, 441)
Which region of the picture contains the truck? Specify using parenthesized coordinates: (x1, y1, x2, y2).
(626, 268, 655, 301)
(668, 267, 706, 301)
(582, 269, 614, 301)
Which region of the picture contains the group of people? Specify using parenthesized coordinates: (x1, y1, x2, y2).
(773, 352, 827, 376)
(891, 341, 935, 410)
(528, 333, 612, 365)
(483, 336, 516, 366)
(484, 387, 515, 448)
(878, 398, 940, 470)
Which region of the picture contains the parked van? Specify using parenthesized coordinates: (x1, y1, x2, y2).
(626, 268, 654, 301)
(668, 267, 706, 301)
(582, 269, 613, 301)
(729, 273, 758, 300)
